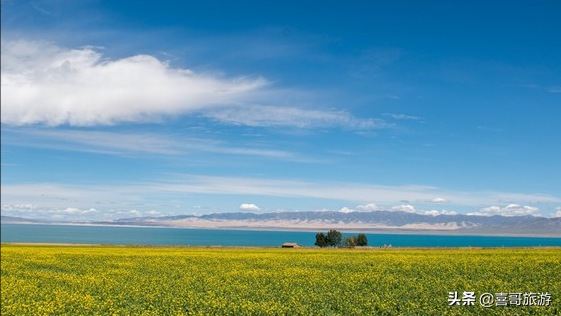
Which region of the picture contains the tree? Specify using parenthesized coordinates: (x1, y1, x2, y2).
(356, 233, 368, 246)
(343, 236, 357, 247)
(326, 230, 342, 247)
(315, 232, 327, 248)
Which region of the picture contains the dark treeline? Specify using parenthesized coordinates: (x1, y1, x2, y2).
(315, 230, 368, 247)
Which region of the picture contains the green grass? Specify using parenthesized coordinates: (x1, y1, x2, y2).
(1, 244, 559, 315)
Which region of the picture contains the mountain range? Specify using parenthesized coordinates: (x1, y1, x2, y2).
(3, 210, 560, 237)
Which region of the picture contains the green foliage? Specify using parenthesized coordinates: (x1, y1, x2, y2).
(326, 229, 342, 247)
(356, 233, 368, 246)
(315, 232, 327, 248)
(343, 236, 357, 247)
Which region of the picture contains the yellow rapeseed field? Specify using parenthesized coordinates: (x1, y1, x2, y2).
(1, 244, 559, 315)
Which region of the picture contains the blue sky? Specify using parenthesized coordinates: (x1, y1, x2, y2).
(2, 0, 560, 221)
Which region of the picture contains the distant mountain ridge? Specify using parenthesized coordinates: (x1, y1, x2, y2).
(4, 211, 560, 237)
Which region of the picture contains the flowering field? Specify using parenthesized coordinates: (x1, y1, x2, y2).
(1, 244, 559, 315)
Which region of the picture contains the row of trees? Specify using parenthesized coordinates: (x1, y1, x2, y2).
(314, 230, 368, 248)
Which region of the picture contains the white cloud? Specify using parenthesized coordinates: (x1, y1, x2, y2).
(2, 204, 97, 218)
(468, 204, 540, 217)
(357, 203, 380, 211)
(336, 204, 458, 217)
(417, 197, 449, 203)
(1, 40, 266, 126)
(63, 207, 85, 214)
(239, 203, 260, 211)
(338, 207, 354, 213)
(388, 205, 457, 216)
(422, 209, 458, 216)
(1, 40, 388, 130)
(391, 204, 416, 213)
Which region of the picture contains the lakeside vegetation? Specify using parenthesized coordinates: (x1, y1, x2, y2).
(315, 230, 368, 247)
(1, 244, 559, 315)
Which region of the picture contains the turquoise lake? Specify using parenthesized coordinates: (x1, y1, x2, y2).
(1, 223, 560, 247)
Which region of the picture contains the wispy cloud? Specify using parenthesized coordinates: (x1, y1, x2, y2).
(126, 177, 561, 210)
(503, 83, 561, 94)
(4, 128, 180, 155)
(2, 178, 559, 220)
(383, 113, 421, 120)
(204, 104, 390, 129)
(152, 176, 450, 204)
(2, 128, 298, 159)
(5, 175, 558, 208)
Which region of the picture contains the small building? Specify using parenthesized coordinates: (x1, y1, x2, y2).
(281, 242, 302, 248)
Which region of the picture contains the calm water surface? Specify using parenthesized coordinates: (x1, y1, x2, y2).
(2, 223, 560, 247)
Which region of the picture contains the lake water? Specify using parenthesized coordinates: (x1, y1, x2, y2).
(1, 223, 560, 247)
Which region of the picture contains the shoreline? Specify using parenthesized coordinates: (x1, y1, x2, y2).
(2, 242, 561, 250)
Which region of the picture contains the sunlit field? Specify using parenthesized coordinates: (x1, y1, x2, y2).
(1, 244, 559, 315)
